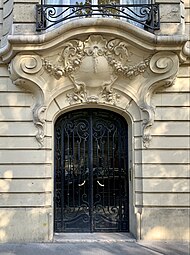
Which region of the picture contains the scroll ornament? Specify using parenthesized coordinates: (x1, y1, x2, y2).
(42, 35, 151, 105)
(10, 38, 179, 148)
(141, 52, 179, 148)
(9, 55, 46, 146)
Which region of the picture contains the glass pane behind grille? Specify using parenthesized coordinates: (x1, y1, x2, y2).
(54, 109, 129, 232)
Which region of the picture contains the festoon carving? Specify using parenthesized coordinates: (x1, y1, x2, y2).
(9, 35, 179, 148)
(42, 35, 150, 105)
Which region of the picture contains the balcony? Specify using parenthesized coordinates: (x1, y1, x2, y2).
(36, 1, 160, 33)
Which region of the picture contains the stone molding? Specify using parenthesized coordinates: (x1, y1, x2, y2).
(0, 18, 188, 62)
(9, 31, 180, 148)
(42, 35, 150, 106)
(9, 55, 46, 146)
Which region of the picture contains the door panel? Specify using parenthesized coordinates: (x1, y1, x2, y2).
(54, 109, 129, 232)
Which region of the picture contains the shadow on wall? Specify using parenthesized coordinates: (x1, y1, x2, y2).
(0, 78, 52, 243)
(0, 76, 189, 242)
(0, 171, 14, 241)
(137, 97, 190, 240)
(140, 209, 190, 240)
(0, 169, 52, 243)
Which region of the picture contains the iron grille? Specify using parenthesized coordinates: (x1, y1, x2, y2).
(36, 2, 160, 32)
(54, 109, 129, 232)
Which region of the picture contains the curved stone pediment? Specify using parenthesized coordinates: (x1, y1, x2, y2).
(42, 35, 151, 105)
(9, 30, 180, 147)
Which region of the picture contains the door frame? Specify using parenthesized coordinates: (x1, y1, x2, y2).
(54, 108, 129, 232)
(50, 103, 139, 240)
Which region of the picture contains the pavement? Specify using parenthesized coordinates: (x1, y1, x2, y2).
(0, 233, 189, 255)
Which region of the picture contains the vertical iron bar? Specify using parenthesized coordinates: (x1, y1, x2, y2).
(72, 130, 75, 210)
(78, 139, 81, 207)
(112, 131, 116, 207)
(61, 123, 65, 230)
(96, 138, 99, 214)
(55, 110, 129, 232)
(158, 4, 160, 30)
(54, 127, 58, 231)
(107, 130, 110, 212)
(101, 136, 104, 208)
(89, 112, 94, 232)
(118, 128, 122, 231)
(150, 3, 154, 33)
(67, 133, 70, 209)
(125, 127, 129, 231)
(36, 2, 159, 32)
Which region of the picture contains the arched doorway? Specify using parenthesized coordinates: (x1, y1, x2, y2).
(54, 109, 129, 233)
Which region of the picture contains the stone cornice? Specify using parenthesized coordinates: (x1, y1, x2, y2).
(0, 18, 188, 63)
(9, 33, 180, 147)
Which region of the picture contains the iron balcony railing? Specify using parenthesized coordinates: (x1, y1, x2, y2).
(36, 2, 160, 32)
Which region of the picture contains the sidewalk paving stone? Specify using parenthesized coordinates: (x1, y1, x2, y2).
(0, 233, 189, 255)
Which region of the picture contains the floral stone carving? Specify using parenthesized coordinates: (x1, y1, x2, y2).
(43, 35, 150, 105)
(9, 36, 179, 148)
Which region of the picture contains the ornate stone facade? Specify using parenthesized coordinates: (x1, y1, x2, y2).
(9, 32, 180, 148)
(0, 0, 189, 243)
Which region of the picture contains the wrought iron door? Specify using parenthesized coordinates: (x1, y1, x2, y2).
(54, 109, 129, 232)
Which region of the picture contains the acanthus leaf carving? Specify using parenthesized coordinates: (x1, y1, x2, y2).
(106, 38, 150, 78)
(33, 105, 47, 147)
(9, 54, 46, 147)
(43, 40, 84, 79)
(42, 35, 151, 105)
(140, 52, 179, 148)
(140, 104, 155, 148)
(9, 36, 180, 149)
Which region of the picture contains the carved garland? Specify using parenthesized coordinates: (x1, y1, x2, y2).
(42, 41, 150, 80)
(9, 35, 179, 148)
(42, 35, 150, 105)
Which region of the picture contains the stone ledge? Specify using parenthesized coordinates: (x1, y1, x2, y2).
(54, 233, 136, 243)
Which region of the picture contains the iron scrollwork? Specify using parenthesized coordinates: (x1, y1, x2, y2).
(54, 109, 129, 232)
(36, 2, 160, 32)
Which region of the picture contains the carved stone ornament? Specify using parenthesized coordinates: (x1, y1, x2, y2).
(9, 35, 179, 148)
(140, 52, 179, 148)
(9, 55, 46, 146)
(42, 35, 150, 105)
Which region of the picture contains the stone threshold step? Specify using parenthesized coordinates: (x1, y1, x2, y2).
(54, 233, 136, 243)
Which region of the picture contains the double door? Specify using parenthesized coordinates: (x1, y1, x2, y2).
(54, 109, 129, 232)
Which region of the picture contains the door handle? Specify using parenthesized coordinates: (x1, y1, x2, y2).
(97, 180, 104, 187)
(78, 180, 86, 187)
